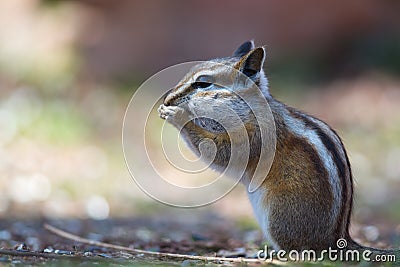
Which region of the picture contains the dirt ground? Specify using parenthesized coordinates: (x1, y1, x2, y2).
(0, 214, 264, 266)
(1, 212, 399, 266)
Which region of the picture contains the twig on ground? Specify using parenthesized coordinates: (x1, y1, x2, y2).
(43, 223, 278, 264)
(0, 248, 124, 263)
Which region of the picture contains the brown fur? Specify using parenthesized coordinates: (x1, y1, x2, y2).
(263, 109, 335, 251)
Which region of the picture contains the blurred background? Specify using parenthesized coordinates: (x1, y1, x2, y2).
(1, 0, 400, 246)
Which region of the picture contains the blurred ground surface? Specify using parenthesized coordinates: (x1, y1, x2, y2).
(0, 214, 251, 266)
(0, 211, 399, 266)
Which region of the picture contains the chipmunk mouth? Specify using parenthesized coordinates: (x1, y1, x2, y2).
(170, 97, 186, 106)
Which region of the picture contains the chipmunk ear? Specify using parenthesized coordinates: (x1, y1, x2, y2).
(236, 47, 265, 78)
(233, 40, 255, 57)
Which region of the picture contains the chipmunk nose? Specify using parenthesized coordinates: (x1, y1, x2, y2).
(163, 89, 175, 106)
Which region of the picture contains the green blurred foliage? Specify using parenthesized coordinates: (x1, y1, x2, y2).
(24, 100, 90, 144)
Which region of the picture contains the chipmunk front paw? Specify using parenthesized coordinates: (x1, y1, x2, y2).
(158, 104, 189, 127)
(158, 104, 176, 120)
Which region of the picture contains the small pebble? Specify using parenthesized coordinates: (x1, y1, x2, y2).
(54, 249, 73, 255)
(43, 247, 54, 253)
(97, 253, 112, 258)
(84, 251, 93, 257)
(118, 251, 134, 259)
(15, 243, 29, 252)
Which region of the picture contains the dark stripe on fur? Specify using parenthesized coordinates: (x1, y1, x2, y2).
(287, 108, 351, 237)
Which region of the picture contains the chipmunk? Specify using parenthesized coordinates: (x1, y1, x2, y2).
(158, 41, 399, 258)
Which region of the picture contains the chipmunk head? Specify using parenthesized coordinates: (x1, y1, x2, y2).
(159, 41, 275, 184)
(163, 41, 270, 107)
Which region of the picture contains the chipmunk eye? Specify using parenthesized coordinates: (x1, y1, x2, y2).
(191, 75, 214, 89)
(191, 81, 212, 89)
